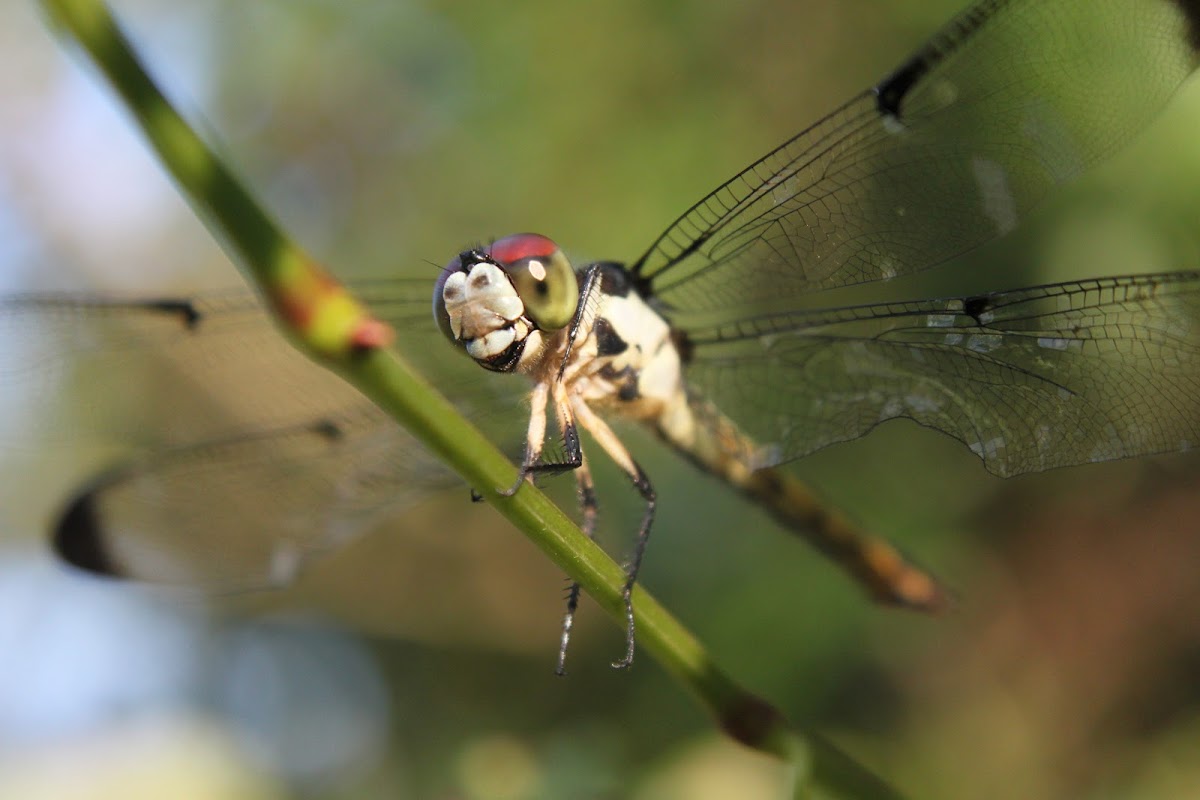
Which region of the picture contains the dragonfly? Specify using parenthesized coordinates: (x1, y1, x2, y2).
(9, 0, 1200, 672)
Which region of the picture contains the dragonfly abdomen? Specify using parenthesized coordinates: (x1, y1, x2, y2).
(655, 392, 950, 613)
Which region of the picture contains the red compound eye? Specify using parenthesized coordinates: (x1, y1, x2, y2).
(488, 233, 561, 267)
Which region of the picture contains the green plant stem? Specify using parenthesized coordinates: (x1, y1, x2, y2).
(38, 1, 905, 796)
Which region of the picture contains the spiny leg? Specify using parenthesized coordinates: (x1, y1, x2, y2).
(571, 396, 655, 670)
(501, 263, 603, 496)
(499, 400, 584, 495)
(555, 263, 603, 383)
(557, 450, 598, 676)
(501, 377, 594, 671)
(497, 267, 608, 671)
(499, 381, 571, 496)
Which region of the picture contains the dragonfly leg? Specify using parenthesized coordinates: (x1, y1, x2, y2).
(557, 451, 598, 676)
(500, 376, 602, 670)
(500, 382, 553, 495)
(556, 263, 603, 384)
(571, 395, 655, 670)
(501, 403, 585, 498)
(505, 260, 605, 492)
(501, 269, 604, 497)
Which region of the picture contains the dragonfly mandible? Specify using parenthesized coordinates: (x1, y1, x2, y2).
(13, 0, 1200, 672)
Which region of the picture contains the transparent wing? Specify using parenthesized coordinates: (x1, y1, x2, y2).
(633, 0, 1200, 315)
(52, 407, 459, 593)
(1, 279, 520, 589)
(0, 278, 468, 445)
(684, 272, 1200, 476)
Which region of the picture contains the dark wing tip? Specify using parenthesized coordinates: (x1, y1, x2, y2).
(52, 489, 122, 578)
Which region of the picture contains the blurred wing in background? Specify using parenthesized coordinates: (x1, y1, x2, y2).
(1, 282, 510, 591)
(52, 408, 454, 593)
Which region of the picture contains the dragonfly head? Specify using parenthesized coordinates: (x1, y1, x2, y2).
(434, 233, 580, 373)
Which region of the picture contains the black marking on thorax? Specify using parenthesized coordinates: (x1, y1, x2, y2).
(593, 317, 629, 357)
(617, 379, 640, 402)
(587, 261, 636, 298)
(598, 363, 641, 402)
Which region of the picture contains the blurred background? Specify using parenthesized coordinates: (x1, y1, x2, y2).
(3, 0, 1200, 798)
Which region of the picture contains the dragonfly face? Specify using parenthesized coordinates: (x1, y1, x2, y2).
(434, 234, 579, 373)
(16, 0, 1200, 672)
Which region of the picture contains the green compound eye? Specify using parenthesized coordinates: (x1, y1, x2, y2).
(506, 247, 578, 331)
